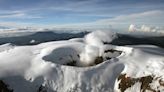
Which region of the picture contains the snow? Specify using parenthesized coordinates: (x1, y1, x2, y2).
(0, 30, 164, 92)
(116, 45, 164, 77)
(0, 43, 15, 52)
(30, 39, 36, 43)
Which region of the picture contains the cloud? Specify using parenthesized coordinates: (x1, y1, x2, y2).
(45, 0, 164, 18)
(79, 10, 164, 31)
(129, 24, 137, 32)
(2, 0, 162, 19)
(0, 0, 164, 28)
(0, 0, 164, 30)
(128, 24, 164, 32)
(0, 10, 163, 32)
(17, 10, 158, 32)
(0, 11, 42, 19)
(96, 10, 164, 25)
(0, 22, 42, 29)
(0, 13, 25, 18)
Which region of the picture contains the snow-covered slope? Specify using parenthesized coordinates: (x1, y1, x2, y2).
(0, 31, 164, 92)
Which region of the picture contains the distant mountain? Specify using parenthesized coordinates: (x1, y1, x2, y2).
(0, 31, 163, 48)
(109, 33, 164, 48)
(0, 31, 89, 45)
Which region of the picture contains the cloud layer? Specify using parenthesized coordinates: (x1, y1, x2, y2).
(0, 0, 164, 31)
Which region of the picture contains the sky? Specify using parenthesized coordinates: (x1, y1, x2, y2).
(0, 0, 164, 31)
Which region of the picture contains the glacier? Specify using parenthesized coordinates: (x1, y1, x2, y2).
(0, 30, 164, 92)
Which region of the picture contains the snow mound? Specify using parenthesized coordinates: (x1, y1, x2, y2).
(42, 44, 81, 66)
(114, 45, 164, 92)
(0, 43, 15, 52)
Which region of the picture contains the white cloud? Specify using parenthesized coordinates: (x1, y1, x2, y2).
(0, 10, 163, 31)
(0, 13, 25, 18)
(0, 22, 43, 30)
(129, 24, 137, 32)
(96, 10, 164, 25)
(49, 10, 164, 30)
(0, 10, 42, 19)
(51, 10, 164, 28)
(128, 24, 164, 32)
(141, 25, 155, 32)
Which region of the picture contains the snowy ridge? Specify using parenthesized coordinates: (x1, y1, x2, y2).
(0, 31, 164, 92)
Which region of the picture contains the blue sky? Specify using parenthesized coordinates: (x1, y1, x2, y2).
(0, 0, 164, 30)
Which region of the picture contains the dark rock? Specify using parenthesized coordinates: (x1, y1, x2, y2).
(0, 80, 13, 92)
